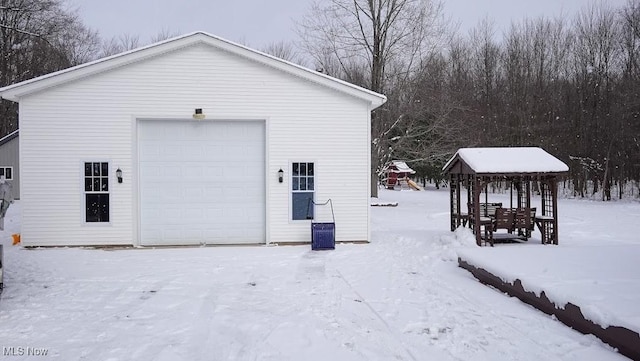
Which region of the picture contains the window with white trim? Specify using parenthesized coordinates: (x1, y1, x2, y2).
(0, 166, 12, 181)
(84, 162, 109, 223)
(292, 162, 314, 220)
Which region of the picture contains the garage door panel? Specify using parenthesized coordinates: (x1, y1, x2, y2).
(139, 120, 265, 245)
(182, 166, 204, 178)
(183, 208, 204, 221)
(139, 142, 161, 159)
(203, 145, 222, 156)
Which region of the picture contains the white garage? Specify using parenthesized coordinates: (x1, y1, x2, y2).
(0, 31, 386, 247)
(138, 119, 265, 245)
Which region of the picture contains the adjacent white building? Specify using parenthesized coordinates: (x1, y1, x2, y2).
(0, 32, 386, 247)
(0, 130, 19, 200)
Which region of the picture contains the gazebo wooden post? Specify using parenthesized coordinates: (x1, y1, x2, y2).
(449, 173, 460, 231)
(484, 178, 489, 209)
(524, 176, 531, 208)
(456, 175, 461, 226)
(510, 180, 514, 209)
(525, 177, 532, 237)
(449, 174, 454, 230)
(541, 180, 548, 216)
(466, 175, 472, 216)
(551, 177, 559, 244)
(515, 178, 522, 209)
(473, 176, 482, 246)
(538, 176, 559, 245)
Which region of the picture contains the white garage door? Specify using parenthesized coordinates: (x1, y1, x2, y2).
(138, 119, 265, 245)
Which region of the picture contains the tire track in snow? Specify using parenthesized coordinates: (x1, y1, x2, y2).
(334, 269, 423, 361)
(335, 234, 609, 361)
(407, 251, 568, 359)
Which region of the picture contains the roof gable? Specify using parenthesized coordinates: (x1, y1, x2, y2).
(0, 32, 386, 108)
(443, 147, 569, 175)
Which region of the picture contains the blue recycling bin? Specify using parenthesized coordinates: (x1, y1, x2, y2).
(311, 222, 335, 250)
(308, 199, 336, 250)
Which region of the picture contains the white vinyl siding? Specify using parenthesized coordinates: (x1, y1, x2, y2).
(18, 43, 371, 246)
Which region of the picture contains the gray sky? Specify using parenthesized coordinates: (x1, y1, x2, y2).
(69, 0, 629, 48)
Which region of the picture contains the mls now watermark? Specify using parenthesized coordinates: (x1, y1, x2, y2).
(3, 346, 49, 356)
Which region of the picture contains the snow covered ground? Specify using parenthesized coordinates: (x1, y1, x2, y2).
(458, 245, 640, 331)
(0, 188, 635, 361)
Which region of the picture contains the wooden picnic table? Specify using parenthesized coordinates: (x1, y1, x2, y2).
(472, 205, 537, 246)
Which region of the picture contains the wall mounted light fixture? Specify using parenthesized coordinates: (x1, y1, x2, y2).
(116, 168, 123, 183)
(278, 169, 284, 183)
(193, 108, 205, 120)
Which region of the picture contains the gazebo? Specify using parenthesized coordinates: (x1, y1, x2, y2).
(443, 147, 569, 246)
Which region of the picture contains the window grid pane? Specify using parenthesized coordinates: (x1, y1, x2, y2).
(292, 162, 315, 220)
(292, 192, 314, 220)
(86, 194, 110, 222)
(292, 163, 316, 193)
(84, 162, 109, 223)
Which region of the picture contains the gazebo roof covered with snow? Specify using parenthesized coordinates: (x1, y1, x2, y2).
(443, 147, 569, 246)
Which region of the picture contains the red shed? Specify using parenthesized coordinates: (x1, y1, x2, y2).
(384, 160, 419, 190)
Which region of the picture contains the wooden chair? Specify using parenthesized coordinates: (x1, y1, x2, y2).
(494, 208, 515, 233)
(480, 202, 502, 218)
(513, 207, 536, 238)
(468, 202, 495, 245)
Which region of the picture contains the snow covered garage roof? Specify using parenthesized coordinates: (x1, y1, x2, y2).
(442, 147, 569, 175)
(0, 32, 386, 108)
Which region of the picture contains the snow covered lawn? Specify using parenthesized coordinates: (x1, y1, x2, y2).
(458, 245, 640, 331)
(0, 189, 634, 360)
(458, 192, 640, 330)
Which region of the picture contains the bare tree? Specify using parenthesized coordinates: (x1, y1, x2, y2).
(390, 52, 472, 176)
(297, 0, 447, 196)
(468, 17, 501, 142)
(0, 0, 100, 136)
(570, 2, 621, 199)
(616, 0, 640, 198)
(100, 33, 140, 57)
(150, 28, 179, 43)
(260, 40, 306, 65)
(53, 20, 100, 66)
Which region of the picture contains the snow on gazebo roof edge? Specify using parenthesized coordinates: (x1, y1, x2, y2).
(442, 147, 569, 174)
